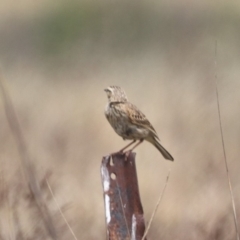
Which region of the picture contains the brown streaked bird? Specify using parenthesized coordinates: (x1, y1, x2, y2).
(104, 86, 174, 161)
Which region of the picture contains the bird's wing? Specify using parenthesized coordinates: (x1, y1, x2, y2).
(126, 102, 160, 140)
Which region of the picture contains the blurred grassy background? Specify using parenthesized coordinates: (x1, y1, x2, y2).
(0, 0, 240, 239)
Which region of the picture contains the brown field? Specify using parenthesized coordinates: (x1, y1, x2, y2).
(0, 1, 240, 239)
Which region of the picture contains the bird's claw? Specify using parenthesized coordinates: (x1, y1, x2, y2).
(124, 150, 132, 161)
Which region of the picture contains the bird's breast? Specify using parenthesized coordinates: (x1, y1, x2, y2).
(104, 103, 149, 140)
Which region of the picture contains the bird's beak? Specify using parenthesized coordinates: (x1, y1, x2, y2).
(104, 89, 108, 92)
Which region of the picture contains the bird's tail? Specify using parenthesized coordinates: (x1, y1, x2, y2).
(147, 137, 174, 161)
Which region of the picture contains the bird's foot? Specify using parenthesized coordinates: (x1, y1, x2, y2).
(123, 150, 132, 161)
(108, 150, 124, 157)
(107, 150, 131, 161)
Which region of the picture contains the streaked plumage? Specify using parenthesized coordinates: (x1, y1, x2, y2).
(104, 86, 174, 161)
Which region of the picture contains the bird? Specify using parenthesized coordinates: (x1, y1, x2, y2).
(104, 86, 174, 161)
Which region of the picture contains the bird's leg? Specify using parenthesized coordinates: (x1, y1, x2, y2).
(109, 140, 136, 157)
(124, 139, 144, 160)
(119, 140, 136, 152)
(128, 139, 144, 152)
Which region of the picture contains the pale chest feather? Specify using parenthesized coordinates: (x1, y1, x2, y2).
(104, 102, 126, 126)
(104, 102, 112, 118)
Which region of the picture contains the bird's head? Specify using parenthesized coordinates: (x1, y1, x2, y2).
(104, 86, 128, 103)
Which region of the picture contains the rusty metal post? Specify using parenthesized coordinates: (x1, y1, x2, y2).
(101, 152, 147, 240)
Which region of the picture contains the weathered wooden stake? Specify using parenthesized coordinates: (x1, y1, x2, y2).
(101, 152, 146, 240)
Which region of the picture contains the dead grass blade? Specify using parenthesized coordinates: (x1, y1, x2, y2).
(214, 41, 239, 240)
(141, 169, 171, 240)
(0, 71, 57, 239)
(46, 178, 78, 240)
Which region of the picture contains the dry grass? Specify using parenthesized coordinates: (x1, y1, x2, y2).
(0, 1, 240, 239)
